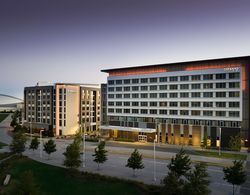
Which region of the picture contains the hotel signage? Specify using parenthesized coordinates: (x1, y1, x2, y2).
(224, 67, 240, 72)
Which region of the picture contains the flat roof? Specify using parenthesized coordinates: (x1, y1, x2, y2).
(101, 55, 250, 73)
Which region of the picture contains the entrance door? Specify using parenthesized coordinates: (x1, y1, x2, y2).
(138, 135, 147, 142)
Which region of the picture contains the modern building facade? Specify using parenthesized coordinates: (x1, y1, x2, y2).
(24, 83, 101, 136)
(101, 56, 250, 148)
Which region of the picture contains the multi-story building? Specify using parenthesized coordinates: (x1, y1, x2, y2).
(24, 83, 101, 136)
(100, 56, 250, 148)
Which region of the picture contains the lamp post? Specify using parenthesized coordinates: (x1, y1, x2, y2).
(40, 129, 44, 158)
(83, 123, 86, 168)
(153, 134, 157, 182)
(219, 127, 221, 156)
(30, 121, 32, 139)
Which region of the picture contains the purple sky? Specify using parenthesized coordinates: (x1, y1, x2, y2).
(1, 0, 250, 98)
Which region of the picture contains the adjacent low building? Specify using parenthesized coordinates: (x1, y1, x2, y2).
(100, 56, 250, 148)
(24, 83, 101, 136)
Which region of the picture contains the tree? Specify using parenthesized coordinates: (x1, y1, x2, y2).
(43, 139, 56, 159)
(29, 137, 40, 151)
(183, 163, 210, 195)
(63, 142, 82, 169)
(9, 131, 27, 155)
(228, 134, 242, 151)
(167, 148, 191, 177)
(10, 110, 21, 128)
(162, 171, 184, 195)
(74, 130, 83, 146)
(126, 149, 144, 176)
(92, 141, 108, 169)
(223, 160, 247, 195)
(201, 134, 208, 149)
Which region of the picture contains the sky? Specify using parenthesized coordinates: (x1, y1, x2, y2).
(0, 0, 250, 99)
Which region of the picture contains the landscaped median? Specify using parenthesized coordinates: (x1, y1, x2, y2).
(0, 114, 9, 123)
(0, 155, 160, 195)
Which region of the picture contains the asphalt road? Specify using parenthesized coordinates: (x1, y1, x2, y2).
(1, 114, 249, 194)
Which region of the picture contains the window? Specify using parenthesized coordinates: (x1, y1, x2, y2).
(116, 87, 122, 91)
(159, 77, 168, 82)
(159, 102, 168, 107)
(116, 80, 122, 84)
(180, 76, 189, 81)
(150, 78, 157, 83)
(108, 87, 114, 92)
(203, 111, 213, 116)
(180, 110, 189, 115)
(170, 110, 178, 115)
(170, 102, 178, 107)
(124, 109, 130, 113)
(169, 93, 178, 98)
(215, 102, 226, 107)
(108, 94, 114, 98)
(203, 74, 213, 80)
(203, 83, 213, 89)
(116, 102, 122, 106)
(124, 102, 130, 106)
(141, 93, 148, 98)
(141, 109, 148, 114)
(191, 110, 200, 116)
(124, 86, 130, 91)
(191, 92, 200, 98)
(140, 78, 148, 83)
(203, 102, 213, 107)
(229, 111, 240, 117)
(192, 84, 201, 89)
(132, 94, 139, 98)
(159, 93, 168, 98)
(132, 86, 139, 91)
(229, 102, 240, 108)
(132, 79, 139, 84)
(141, 86, 148, 91)
(159, 85, 168, 90)
(124, 94, 130, 98)
(216, 83, 226, 88)
(191, 102, 201, 107)
(108, 102, 114, 106)
(116, 94, 122, 98)
(216, 92, 226, 98)
(229, 82, 240, 88)
(169, 85, 178, 90)
(216, 111, 226, 117)
(132, 102, 139, 106)
(160, 110, 168, 115)
(229, 92, 240, 97)
(124, 79, 130, 84)
(116, 109, 122, 113)
(170, 76, 178, 82)
(229, 72, 240, 79)
(150, 85, 158, 90)
(150, 109, 157, 114)
(150, 102, 157, 107)
(132, 109, 139, 114)
(141, 102, 148, 107)
(108, 108, 114, 113)
(150, 93, 157, 98)
(191, 75, 200, 81)
(203, 92, 213, 98)
(108, 80, 114, 85)
(180, 102, 189, 107)
(180, 93, 189, 98)
(180, 84, 189, 90)
(216, 73, 226, 80)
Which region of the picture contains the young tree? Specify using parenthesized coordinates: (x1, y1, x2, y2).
(74, 130, 83, 146)
(162, 171, 184, 195)
(167, 148, 191, 177)
(29, 137, 40, 151)
(126, 149, 144, 176)
(183, 163, 210, 195)
(43, 139, 56, 159)
(63, 142, 82, 169)
(92, 141, 108, 169)
(228, 134, 242, 151)
(9, 131, 27, 155)
(223, 160, 247, 195)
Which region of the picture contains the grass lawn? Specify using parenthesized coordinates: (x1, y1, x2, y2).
(0, 156, 159, 195)
(0, 141, 8, 149)
(193, 150, 247, 160)
(0, 113, 8, 123)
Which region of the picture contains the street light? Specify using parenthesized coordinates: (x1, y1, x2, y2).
(153, 134, 157, 182)
(80, 122, 86, 168)
(219, 127, 221, 156)
(40, 129, 44, 158)
(29, 121, 32, 139)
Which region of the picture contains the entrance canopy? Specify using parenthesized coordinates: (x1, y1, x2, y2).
(100, 125, 156, 133)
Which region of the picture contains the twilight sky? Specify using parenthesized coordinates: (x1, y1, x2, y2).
(0, 0, 250, 98)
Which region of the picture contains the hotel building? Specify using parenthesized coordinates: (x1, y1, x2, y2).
(24, 83, 101, 136)
(100, 56, 250, 148)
